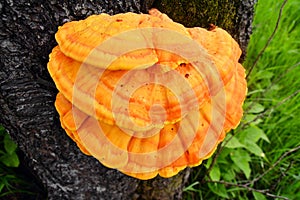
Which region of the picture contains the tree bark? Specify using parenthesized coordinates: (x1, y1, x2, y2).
(0, 0, 255, 199)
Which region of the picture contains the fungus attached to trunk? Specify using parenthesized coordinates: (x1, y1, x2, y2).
(48, 9, 247, 180)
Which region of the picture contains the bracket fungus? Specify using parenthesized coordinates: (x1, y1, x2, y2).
(48, 9, 247, 180)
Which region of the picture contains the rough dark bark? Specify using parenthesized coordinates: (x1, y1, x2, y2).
(0, 0, 255, 199)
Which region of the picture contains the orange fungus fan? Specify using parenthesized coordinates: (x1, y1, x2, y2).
(47, 9, 247, 180)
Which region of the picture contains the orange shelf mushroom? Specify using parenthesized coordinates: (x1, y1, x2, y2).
(48, 9, 247, 180)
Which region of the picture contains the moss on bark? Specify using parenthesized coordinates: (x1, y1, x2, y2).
(153, 0, 239, 31)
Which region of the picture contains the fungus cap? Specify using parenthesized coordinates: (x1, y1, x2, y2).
(54, 63, 246, 179)
(48, 9, 247, 180)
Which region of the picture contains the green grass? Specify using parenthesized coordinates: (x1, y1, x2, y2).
(184, 0, 300, 199)
(1, 0, 299, 199)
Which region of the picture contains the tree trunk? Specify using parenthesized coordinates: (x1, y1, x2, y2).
(0, 0, 255, 199)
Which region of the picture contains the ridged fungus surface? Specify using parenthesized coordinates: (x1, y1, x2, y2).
(48, 9, 247, 180)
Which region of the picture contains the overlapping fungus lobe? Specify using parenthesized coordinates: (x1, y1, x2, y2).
(48, 8, 247, 180)
(49, 46, 211, 129)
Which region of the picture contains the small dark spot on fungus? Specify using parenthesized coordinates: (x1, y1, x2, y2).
(185, 74, 189, 78)
(116, 19, 122, 22)
(180, 63, 186, 67)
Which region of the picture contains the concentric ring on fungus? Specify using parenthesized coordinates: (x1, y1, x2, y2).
(48, 9, 247, 180)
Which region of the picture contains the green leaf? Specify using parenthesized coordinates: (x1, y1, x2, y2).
(4, 134, 17, 155)
(236, 126, 269, 157)
(239, 126, 270, 143)
(208, 182, 229, 198)
(230, 149, 251, 179)
(217, 147, 231, 160)
(204, 157, 213, 168)
(247, 102, 265, 114)
(209, 165, 220, 181)
(222, 168, 236, 181)
(0, 153, 20, 167)
(0, 183, 4, 193)
(244, 142, 264, 157)
(183, 181, 199, 192)
(253, 191, 267, 200)
(225, 135, 245, 149)
(269, 84, 280, 91)
(242, 114, 263, 125)
(256, 70, 274, 80)
(245, 102, 265, 114)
